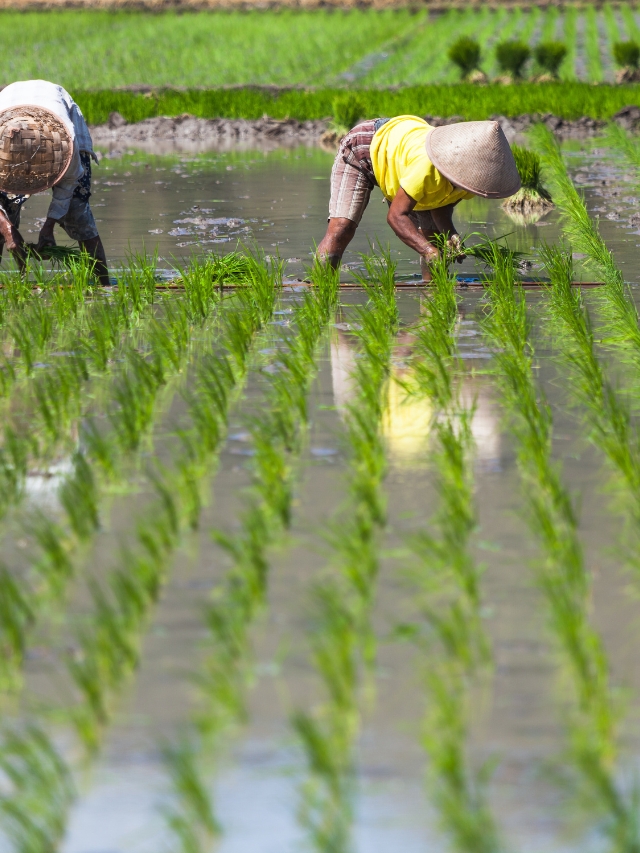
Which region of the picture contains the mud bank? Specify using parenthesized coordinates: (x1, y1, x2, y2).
(91, 112, 328, 156)
(91, 106, 640, 156)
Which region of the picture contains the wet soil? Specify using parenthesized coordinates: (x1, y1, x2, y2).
(90, 105, 640, 157)
(92, 113, 328, 156)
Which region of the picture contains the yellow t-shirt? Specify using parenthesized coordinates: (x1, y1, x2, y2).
(370, 115, 475, 211)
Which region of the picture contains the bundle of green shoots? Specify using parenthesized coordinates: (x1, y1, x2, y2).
(443, 233, 528, 272)
(502, 145, 553, 220)
(24, 243, 83, 266)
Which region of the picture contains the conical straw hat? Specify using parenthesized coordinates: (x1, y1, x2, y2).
(425, 121, 521, 199)
(0, 105, 73, 195)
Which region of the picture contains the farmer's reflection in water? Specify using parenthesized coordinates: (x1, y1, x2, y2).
(330, 314, 501, 468)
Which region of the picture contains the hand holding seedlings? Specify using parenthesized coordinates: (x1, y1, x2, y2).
(317, 116, 520, 277)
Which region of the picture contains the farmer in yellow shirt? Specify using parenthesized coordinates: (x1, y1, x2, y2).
(317, 115, 521, 280)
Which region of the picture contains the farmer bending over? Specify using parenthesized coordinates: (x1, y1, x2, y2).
(0, 80, 109, 286)
(317, 115, 520, 280)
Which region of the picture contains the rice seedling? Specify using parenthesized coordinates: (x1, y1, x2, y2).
(27, 512, 75, 601)
(8, 300, 54, 376)
(107, 349, 165, 455)
(605, 121, 640, 171)
(39, 254, 277, 764)
(59, 452, 100, 542)
(32, 355, 87, 448)
(162, 736, 221, 853)
(0, 567, 34, 692)
(462, 239, 527, 270)
(0, 428, 30, 521)
(293, 251, 397, 853)
(482, 246, 637, 847)
(0, 724, 75, 853)
(24, 243, 83, 268)
(79, 301, 123, 374)
(292, 584, 358, 853)
(394, 251, 502, 853)
(68, 500, 178, 753)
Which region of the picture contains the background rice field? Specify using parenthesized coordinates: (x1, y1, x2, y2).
(2, 5, 640, 90)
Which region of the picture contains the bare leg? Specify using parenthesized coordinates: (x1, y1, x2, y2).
(316, 217, 358, 269)
(79, 235, 110, 287)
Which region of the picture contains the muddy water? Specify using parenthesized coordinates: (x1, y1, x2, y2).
(17, 141, 640, 851)
(57, 285, 640, 853)
(16, 142, 640, 284)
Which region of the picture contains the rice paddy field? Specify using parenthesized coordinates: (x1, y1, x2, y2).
(0, 116, 638, 853)
(2, 5, 640, 90)
(3, 2, 640, 851)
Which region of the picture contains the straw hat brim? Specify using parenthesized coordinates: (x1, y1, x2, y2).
(0, 104, 74, 195)
(425, 121, 521, 200)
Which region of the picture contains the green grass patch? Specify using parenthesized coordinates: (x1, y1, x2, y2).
(77, 83, 640, 126)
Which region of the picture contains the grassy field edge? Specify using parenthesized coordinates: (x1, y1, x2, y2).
(78, 83, 640, 125)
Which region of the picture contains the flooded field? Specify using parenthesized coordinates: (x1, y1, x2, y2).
(17, 140, 640, 285)
(2, 138, 640, 853)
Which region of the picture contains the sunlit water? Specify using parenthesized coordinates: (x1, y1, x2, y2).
(8, 140, 640, 853)
(14, 141, 640, 286)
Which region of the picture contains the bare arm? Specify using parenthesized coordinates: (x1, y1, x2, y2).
(431, 202, 465, 261)
(387, 187, 440, 262)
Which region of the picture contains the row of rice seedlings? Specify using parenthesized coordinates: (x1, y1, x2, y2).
(0, 256, 283, 852)
(0, 305, 191, 693)
(532, 124, 640, 373)
(162, 260, 341, 853)
(65, 254, 284, 756)
(402, 255, 502, 853)
(293, 252, 398, 853)
(482, 248, 635, 849)
(0, 255, 236, 692)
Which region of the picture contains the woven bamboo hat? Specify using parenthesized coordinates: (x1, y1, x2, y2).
(0, 105, 73, 195)
(425, 121, 521, 199)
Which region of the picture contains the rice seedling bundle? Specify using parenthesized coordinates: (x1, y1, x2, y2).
(447, 37, 482, 81)
(495, 40, 531, 80)
(534, 41, 568, 78)
(502, 145, 553, 222)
